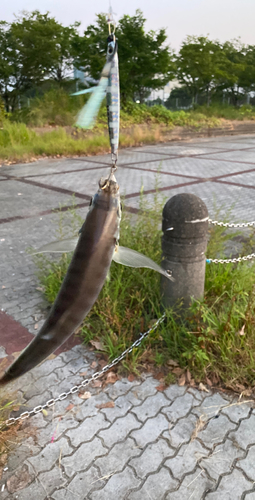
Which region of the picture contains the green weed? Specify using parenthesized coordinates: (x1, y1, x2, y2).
(32, 185, 255, 390)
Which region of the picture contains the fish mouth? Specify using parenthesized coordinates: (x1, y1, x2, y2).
(99, 173, 118, 193)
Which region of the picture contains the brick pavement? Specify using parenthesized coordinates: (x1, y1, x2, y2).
(1, 135, 255, 498)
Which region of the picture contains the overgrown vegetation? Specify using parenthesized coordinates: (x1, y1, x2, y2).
(32, 190, 255, 391)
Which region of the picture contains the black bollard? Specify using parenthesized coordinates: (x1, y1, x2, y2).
(161, 193, 208, 311)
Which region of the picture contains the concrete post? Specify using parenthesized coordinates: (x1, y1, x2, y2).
(161, 193, 208, 311)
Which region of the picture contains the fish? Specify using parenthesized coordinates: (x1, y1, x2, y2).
(74, 33, 120, 165)
(0, 175, 173, 386)
(0, 173, 121, 385)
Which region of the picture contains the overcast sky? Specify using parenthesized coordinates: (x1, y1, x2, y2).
(2, 0, 255, 50)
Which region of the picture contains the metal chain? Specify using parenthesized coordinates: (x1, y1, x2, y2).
(208, 218, 255, 229)
(207, 253, 255, 264)
(1, 314, 166, 429)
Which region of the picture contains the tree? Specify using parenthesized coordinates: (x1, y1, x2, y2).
(74, 10, 175, 103)
(0, 11, 79, 110)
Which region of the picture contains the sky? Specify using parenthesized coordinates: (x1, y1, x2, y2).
(2, 0, 255, 51)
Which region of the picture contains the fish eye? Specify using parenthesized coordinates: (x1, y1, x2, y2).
(108, 47, 113, 54)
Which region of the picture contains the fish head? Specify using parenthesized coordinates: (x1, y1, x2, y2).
(87, 174, 121, 242)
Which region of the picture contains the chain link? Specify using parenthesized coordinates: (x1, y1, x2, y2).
(208, 218, 255, 229)
(1, 314, 165, 429)
(207, 253, 255, 264)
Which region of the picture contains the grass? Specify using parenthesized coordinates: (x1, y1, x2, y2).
(32, 187, 255, 391)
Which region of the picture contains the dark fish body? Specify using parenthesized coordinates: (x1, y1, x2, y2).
(0, 176, 120, 385)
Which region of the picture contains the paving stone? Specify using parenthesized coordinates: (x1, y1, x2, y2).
(196, 392, 231, 419)
(27, 437, 72, 473)
(7, 478, 47, 500)
(129, 438, 175, 479)
(238, 445, 255, 480)
(201, 438, 245, 480)
(29, 412, 49, 429)
(7, 437, 41, 471)
(66, 412, 110, 447)
(95, 437, 141, 476)
(25, 389, 54, 410)
(131, 392, 170, 422)
(131, 414, 168, 448)
(104, 378, 140, 400)
(162, 392, 196, 422)
(36, 415, 78, 447)
(229, 414, 255, 449)
(51, 466, 104, 499)
(59, 350, 81, 363)
(28, 356, 65, 380)
(75, 392, 112, 421)
(166, 440, 209, 480)
(221, 400, 252, 423)
(165, 468, 215, 499)
(163, 384, 186, 401)
(162, 413, 198, 448)
(187, 387, 205, 401)
(23, 372, 60, 399)
(129, 377, 158, 401)
(61, 437, 108, 477)
(206, 468, 253, 499)
(101, 394, 133, 422)
(90, 467, 141, 500)
(38, 467, 66, 496)
(245, 492, 255, 499)
(98, 413, 141, 448)
(128, 467, 178, 500)
(198, 414, 236, 448)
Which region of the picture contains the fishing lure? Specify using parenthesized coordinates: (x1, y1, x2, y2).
(73, 23, 120, 166)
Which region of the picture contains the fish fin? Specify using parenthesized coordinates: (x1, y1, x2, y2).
(71, 87, 97, 96)
(112, 246, 174, 281)
(32, 238, 79, 255)
(75, 61, 111, 129)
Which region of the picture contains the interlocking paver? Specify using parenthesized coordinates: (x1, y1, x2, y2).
(229, 414, 255, 449)
(61, 437, 108, 477)
(222, 400, 252, 422)
(201, 438, 245, 480)
(131, 391, 170, 422)
(165, 468, 215, 499)
(98, 413, 141, 448)
(27, 437, 72, 473)
(51, 466, 104, 499)
(100, 393, 133, 422)
(238, 445, 255, 480)
(165, 440, 209, 480)
(128, 467, 178, 499)
(66, 412, 110, 446)
(105, 378, 141, 400)
(197, 414, 236, 448)
(162, 413, 198, 448)
(129, 438, 175, 479)
(206, 468, 253, 499)
(162, 392, 196, 422)
(90, 467, 141, 500)
(94, 437, 141, 476)
(131, 414, 168, 447)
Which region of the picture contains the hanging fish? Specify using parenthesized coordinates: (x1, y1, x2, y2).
(0, 173, 121, 385)
(74, 29, 120, 166)
(0, 175, 173, 386)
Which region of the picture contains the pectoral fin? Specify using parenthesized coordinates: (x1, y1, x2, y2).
(112, 246, 174, 281)
(32, 238, 79, 255)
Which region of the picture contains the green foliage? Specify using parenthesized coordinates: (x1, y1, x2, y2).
(0, 11, 79, 111)
(73, 9, 175, 103)
(33, 189, 255, 388)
